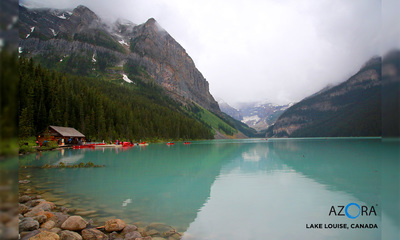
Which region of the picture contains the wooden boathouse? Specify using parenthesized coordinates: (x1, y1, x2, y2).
(37, 125, 85, 145)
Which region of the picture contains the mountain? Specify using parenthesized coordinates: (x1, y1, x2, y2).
(382, 50, 400, 137)
(17, 4, 245, 139)
(218, 99, 293, 131)
(266, 56, 382, 138)
(217, 99, 242, 121)
(18, 4, 220, 115)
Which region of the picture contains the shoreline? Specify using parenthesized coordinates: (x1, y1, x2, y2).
(18, 173, 184, 240)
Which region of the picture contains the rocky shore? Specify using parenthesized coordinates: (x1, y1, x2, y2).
(18, 179, 184, 240)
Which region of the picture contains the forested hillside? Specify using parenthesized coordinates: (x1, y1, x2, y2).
(18, 58, 214, 141)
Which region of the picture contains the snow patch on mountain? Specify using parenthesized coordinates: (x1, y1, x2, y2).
(122, 74, 133, 83)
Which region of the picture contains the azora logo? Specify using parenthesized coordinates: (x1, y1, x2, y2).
(329, 203, 377, 219)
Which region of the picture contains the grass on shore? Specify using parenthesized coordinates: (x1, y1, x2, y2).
(19, 137, 59, 154)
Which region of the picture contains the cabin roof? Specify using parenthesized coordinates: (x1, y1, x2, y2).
(49, 125, 85, 138)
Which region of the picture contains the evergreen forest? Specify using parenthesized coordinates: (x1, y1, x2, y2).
(17, 57, 214, 142)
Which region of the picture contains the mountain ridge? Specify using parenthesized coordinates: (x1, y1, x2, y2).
(266, 56, 382, 138)
(18, 4, 221, 115)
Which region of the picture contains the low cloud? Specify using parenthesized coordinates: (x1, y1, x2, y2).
(21, 0, 395, 105)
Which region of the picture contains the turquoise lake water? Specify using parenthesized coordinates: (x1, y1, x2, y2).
(19, 138, 399, 239)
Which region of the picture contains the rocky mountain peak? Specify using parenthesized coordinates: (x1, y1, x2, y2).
(360, 56, 381, 71)
(71, 5, 100, 26)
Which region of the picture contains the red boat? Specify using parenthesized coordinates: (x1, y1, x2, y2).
(183, 142, 191, 145)
(166, 142, 175, 145)
(122, 142, 134, 147)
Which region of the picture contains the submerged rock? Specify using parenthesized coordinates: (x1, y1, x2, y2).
(121, 224, 138, 235)
(105, 219, 126, 232)
(61, 216, 87, 231)
(124, 231, 141, 240)
(19, 195, 31, 203)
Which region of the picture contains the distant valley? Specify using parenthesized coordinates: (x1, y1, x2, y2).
(218, 99, 293, 132)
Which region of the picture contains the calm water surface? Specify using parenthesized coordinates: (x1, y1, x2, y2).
(19, 138, 399, 239)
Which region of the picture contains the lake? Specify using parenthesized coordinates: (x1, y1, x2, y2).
(19, 138, 399, 239)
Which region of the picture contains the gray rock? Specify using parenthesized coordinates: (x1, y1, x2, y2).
(18, 204, 30, 214)
(52, 213, 70, 228)
(60, 230, 83, 240)
(60, 207, 69, 214)
(109, 231, 122, 240)
(20, 229, 41, 240)
(121, 224, 138, 235)
(124, 231, 141, 240)
(19, 217, 39, 232)
(19, 195, 31, 203)
(81, 228, 109, 240)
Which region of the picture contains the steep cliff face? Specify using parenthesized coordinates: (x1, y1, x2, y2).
(127, 18, 220, 113)
(267, 57, 382, 137)
(18, 5, 221, 114)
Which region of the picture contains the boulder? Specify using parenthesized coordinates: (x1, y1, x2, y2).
(19, 217, 39, 231)
(121, 224, 138, 235)
(19, 204, 30, 214)
(29, 231, 60, 240)
(124, 231, 141, 240)
(24, 207, 45, 217)
(19, 195, 31, 203)
(105, 219, 126, 232)
(81, 228, 109, 240)
(61, 216, 87, 231)
(20, 229, 40, 240)
(52, 213, 70, 228)
(25, 199, 45, 208)
(35, 201, 56, 211)
(59, 230, 83, 240)
(41, 220, 56, 229)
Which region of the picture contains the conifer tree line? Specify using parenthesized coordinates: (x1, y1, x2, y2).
(18, 58, 213, 141)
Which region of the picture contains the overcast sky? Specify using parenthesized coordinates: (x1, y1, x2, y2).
(21, 0, 397, 106)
